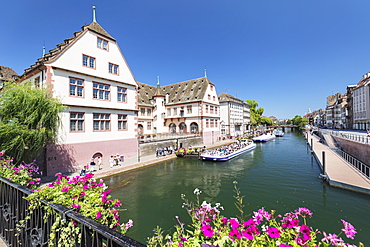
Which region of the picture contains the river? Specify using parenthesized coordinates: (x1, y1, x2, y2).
(105, 129, 370, 245)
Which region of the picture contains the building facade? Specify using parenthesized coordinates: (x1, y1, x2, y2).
(353, 73, 370, 130)
(218, 93, 250, 137)
(18, 21, 138, 175)
(137, 77, 221, 145)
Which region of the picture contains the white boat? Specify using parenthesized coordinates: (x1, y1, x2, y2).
(200, 139, 256, 161)
(252, 133, 276, 142)
(273, 129, 284, 137)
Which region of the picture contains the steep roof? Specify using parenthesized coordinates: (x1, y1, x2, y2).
(138, 77, 213, 106)
(22, 22, 114, 76)
(0, 66, 19, 82)
(218, 92, 244, 104)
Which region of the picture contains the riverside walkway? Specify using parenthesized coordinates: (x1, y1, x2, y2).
(306, 131, 370, 194)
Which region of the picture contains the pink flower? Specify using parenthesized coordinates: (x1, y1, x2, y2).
(71, 204, 81, 211)
(267, 226, 280, 239)
(96, 211, 102, 219)
(200, 224, 214, 238)
(229, 218, 240, 229)
(61, 187, 69, 193)
(299, 224, 311, 241)
(341, 219, 357, 239)
(229, 228, 241, 241)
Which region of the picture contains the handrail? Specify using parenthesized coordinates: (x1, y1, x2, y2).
(0, 176, 146, 247)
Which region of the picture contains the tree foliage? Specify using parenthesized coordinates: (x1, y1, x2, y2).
(260, 116, 273, 126)
(0, 81, 64, 164)
(290, 115, 309, 126)
(246, 99, 264, 126)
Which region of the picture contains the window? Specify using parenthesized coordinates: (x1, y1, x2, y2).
(140, 108, 145, 116)
(118, 114, 127, 130)
(147, 109, 152, 116)
(93, 82, 110, 100)
(97, 37, 108, 50)
(210, 119, 214, 128)
(70, 112, 84, 132)
(210, 106, 214, 114)
(167, 108, 171, 116)
(147, 122, 152, 130)
(173, 108, 177, 116)
(117, 87, 127, 102)
(215, 107, 218, 114)
(93, 113, 110, 131)
(83, 55, 95, 68)
(109, 63, 119, 75)
(213, 96, 216, 101)
(69, 77, 84, 97)
(208, 94, 211, 100)
(206, 119, 209, 128)
(187, 105, 192, 114)
(34, 77, 40, 87)
(205, 105, 209, 113)
(210, 85, 213, 91)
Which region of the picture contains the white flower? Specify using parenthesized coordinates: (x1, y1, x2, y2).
(193, 188, 202, 195)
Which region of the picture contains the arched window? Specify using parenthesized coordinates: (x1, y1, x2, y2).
(169, 123, 176, 134)
(138, 124, 144, 135)
(179, 123, 187, 133)
(190, 122, 198, 134)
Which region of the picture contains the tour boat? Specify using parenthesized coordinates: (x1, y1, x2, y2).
(200, 139, 256, 161)
(252, 133, 276, 142)
(273, 129, 285, 137)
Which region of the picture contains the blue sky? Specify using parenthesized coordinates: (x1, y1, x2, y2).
(2, 0, 370, 119)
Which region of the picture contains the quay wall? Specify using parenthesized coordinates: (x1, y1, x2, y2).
(139, 137, 203, 155)
(331, 136, 370, 166)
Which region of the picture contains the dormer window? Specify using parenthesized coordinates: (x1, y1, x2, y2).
(97, 37, 108, 51)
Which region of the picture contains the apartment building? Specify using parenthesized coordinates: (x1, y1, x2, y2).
(353, 72, 370, 130)
(17, 21, 138, 175)
(218, 93, 250, 137)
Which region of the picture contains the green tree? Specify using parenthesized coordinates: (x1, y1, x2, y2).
(290, 115, 308, 127)
(260, 116, 273, 126)
(0, 81, 64, 164)
(246, 99, 264, 126)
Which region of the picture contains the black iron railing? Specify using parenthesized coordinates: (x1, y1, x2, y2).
(0, 177, 146, 247)
(336, 150, 370, 179)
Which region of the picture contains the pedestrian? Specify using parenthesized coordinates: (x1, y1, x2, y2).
(97, 156, 102, 170)
(80, 165, 88, 176)
(89, 158, 96, 172)
(109, 155, 114, 168)
(156, 148, 159, 158)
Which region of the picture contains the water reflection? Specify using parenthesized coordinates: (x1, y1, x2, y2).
(106, 130, 370, 245)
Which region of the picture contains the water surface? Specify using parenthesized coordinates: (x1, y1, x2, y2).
(105, 129, 370, 245)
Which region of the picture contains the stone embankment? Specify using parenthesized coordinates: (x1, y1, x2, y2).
(306, 131, 370, 194)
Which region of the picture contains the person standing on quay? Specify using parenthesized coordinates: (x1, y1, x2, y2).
(109, 155, 114, 168)
(89, 158, 96, 172)
(97, 156, 102, 170)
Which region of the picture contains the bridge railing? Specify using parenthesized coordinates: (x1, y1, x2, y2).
(0, 176, 146, 247)
(329, 131, 370, 145)
(336, 150, 370, 180)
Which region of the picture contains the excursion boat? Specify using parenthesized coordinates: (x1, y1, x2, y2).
(252, 133, 276, 142)
(273, 129, 285, 137)
(200, 139, 256, 161)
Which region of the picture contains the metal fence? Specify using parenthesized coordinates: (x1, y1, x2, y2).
(336, 150, 370, 180)
(329, 131, 370, 145)
(0, 177, 146, 247)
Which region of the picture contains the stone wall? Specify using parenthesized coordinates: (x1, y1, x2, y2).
(331, 136, 370, 165)
(139, 137, 204, 156)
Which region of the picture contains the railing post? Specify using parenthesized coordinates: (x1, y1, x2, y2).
(322, 151, 326, 175)
(311, 138, 313, 150)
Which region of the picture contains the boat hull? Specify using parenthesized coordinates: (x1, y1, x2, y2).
(252, 134, 276, 142)
(200, 142, 256, 161)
